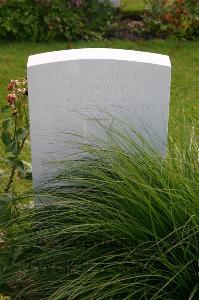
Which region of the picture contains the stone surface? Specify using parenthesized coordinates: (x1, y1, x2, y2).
(99, 0, 120, 7)
(28, 48, 171, 187)
(110, 0, 120, 6)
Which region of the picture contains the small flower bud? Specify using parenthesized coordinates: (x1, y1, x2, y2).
(7, 94, 16, 105)
(7, 80, 16, 91)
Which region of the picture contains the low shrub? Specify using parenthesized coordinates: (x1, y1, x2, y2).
(1, 79, 30, 193)
(0, 0, 115, 42)
(143, 0, 199, 39)
(1, 123, 199, 299)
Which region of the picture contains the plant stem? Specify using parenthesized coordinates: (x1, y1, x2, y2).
(4, 167, 16, 193)
(4, 136, 28, 193)
(13, 114, 17, 139)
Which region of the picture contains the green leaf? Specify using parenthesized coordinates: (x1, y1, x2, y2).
(10, 141, 21, 155)
(6, 157, 16, 168)
(16, 127, 29, 140)
(6, 157, 24, 170)
(15, 159, 24, 170)
(18, 169, 32, 180)
(1, 131, 12, 146)
(5, 141, 20, 155)
(2, 118, 12, 130)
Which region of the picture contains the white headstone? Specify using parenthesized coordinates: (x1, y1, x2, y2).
(99, 0, 120, 7)
(110, 0, 120, 7)
(28, 48, 171, 187)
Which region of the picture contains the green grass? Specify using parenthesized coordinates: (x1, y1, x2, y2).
(121, 0, 145, 13)
(1, 125, 199, 299)
(0, 40, 198, 126)
(0, 40, 198, 194)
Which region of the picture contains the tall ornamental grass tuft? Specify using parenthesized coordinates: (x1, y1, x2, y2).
(1, 124, 199, 299)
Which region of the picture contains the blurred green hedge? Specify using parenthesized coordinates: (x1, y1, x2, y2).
(0, 0, 115, 42)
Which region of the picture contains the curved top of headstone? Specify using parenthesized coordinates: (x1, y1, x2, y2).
(28, 48, 171, 68)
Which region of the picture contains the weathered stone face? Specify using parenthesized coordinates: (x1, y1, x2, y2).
(28, 48, 171, 187)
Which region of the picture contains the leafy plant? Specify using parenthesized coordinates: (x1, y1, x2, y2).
(0, 0, 115, 42)
(143, 0, 199, 39)
(1, 123, 199, 299)
(1, 78, 31, 193)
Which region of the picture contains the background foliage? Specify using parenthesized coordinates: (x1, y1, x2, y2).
(1, 0, 198, 42)
(0, 0, 115, 42)
(143, 0, 199, 39)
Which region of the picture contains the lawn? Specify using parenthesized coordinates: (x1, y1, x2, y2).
(0, 40, 198, 193)
(121, 0, 145, 12)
